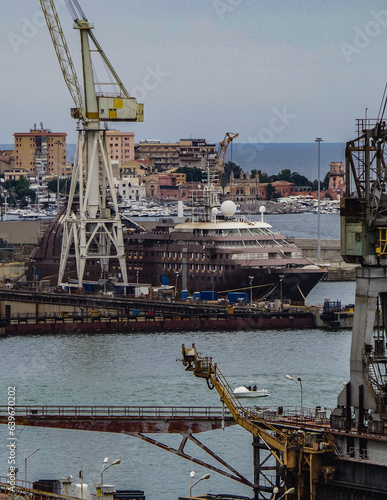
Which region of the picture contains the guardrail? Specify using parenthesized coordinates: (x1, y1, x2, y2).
(0, 405, 233, 419)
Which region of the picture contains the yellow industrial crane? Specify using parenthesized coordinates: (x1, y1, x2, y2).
(217, 132, 239, 170)
(182, 344, 336, 500)
(213, 132, 239, 189)
(39, 0, 143, 288)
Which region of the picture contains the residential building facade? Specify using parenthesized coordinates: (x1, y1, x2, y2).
(105, 130, 135, 163)
(135, 138, 217, 172)
(13, 125, 67, 176)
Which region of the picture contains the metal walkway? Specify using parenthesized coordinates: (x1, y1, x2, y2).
(0, 405, 250, 487)
(0, 405, 235, 434)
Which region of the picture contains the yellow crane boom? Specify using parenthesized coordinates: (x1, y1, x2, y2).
(182, 344, 337, 500)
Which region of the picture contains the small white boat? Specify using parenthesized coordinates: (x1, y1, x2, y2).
(233, 385, 269, 398)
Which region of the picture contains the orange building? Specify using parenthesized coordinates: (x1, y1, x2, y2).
(104, 130, 135, 163)
(13, 126, 67, 176)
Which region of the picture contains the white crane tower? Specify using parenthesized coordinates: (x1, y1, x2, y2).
(40, 0, 143, 289)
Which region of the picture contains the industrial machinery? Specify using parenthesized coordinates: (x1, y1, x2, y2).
(338, 111, 387, 429)
(39, 0, 143, 288)
(182, 344, 337, 500)
(203, 132, 239, 221)
(182, 341, 387, 499)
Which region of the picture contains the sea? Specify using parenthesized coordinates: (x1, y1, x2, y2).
(1, 142, 345, 182)
(0, 142, 352, 500)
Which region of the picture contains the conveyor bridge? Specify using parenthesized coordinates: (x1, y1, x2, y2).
(0, 405, 252, 487)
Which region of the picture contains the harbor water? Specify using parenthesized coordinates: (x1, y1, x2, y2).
(0, 281, 355, 500)
(0, 211, 354, 499)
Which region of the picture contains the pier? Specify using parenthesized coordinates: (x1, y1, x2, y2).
(0, 288, 348, 335)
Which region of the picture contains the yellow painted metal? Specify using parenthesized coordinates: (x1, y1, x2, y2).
(113, 98, 123, 109)
(182, 344, 336, 500)
(375, 227, 387, 256)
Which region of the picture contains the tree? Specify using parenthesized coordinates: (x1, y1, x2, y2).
(266, 183, 277, 200)
(290, 171, 311, 186)
(256, 170, 271, 183)
(276, 169, 292, 182)
(4, 177, 36, 207)
(47, 177, 73, 194)
(224, 161, 241, 180)
(173, 167, 203, 182)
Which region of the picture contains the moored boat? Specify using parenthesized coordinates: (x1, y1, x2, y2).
(233, 385, 269, 398)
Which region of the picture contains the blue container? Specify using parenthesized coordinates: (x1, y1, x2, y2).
(193, 292, 200, 301)
(132, 309, 140, 316)
(181, 290, 188, 300)
(228, 292, 249, 304)
(200, 291, 218, 301)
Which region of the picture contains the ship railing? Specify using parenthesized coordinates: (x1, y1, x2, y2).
(0, 405, 233, 419)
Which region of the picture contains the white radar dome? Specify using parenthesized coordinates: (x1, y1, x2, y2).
(259, 205, 266, 213)
(221, 200, 237, 217)
(211, 207, 218, 217)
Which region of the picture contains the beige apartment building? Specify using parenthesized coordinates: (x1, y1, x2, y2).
(13, 126, 67, 176)
(105, 130, 135, 163)
(135, 138, 217, 172)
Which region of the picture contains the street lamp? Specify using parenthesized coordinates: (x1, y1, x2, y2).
(135, 267, 140, 297)
(100, 457, 121, 499)
(189, 471, 210, 500)
(211, 269, 216, 301)
(248, 276, 254, 306)
(278, 488, 295, 499)
(286, 374, 303, 415)
(16, 448, 39, 484)
(175, 271, 180, 300)
(271, 487, 295, 500)
(315, 137, 323, 262)
(278, 274, 284, 309)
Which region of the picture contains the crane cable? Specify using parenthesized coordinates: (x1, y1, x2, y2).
(64, 0, 87, 21)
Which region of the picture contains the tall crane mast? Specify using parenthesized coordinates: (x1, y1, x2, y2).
(337, 113, 387, 429)
(39, 0, 143, 289)
(337, 82, 387, 429)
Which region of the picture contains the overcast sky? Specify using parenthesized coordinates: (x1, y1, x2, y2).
(2, 0, 387, 145)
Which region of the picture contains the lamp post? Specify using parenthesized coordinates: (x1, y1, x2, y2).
(271, 487, 295, 500)
(211, 269, 216, 301)
(286, 374, 303, 415)
(189, 471, 210, 500)
(248, 276, 254, 306)
(135, 267, 140, 297)
(175, 271, 180, 300)
(315, 138, 323, 262)
(100, 457, 121, 500)
(278, 274, 284, 309)
(16, 448, 39, 484)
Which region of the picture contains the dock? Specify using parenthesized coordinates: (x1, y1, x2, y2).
(0, 289, 353, 334)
